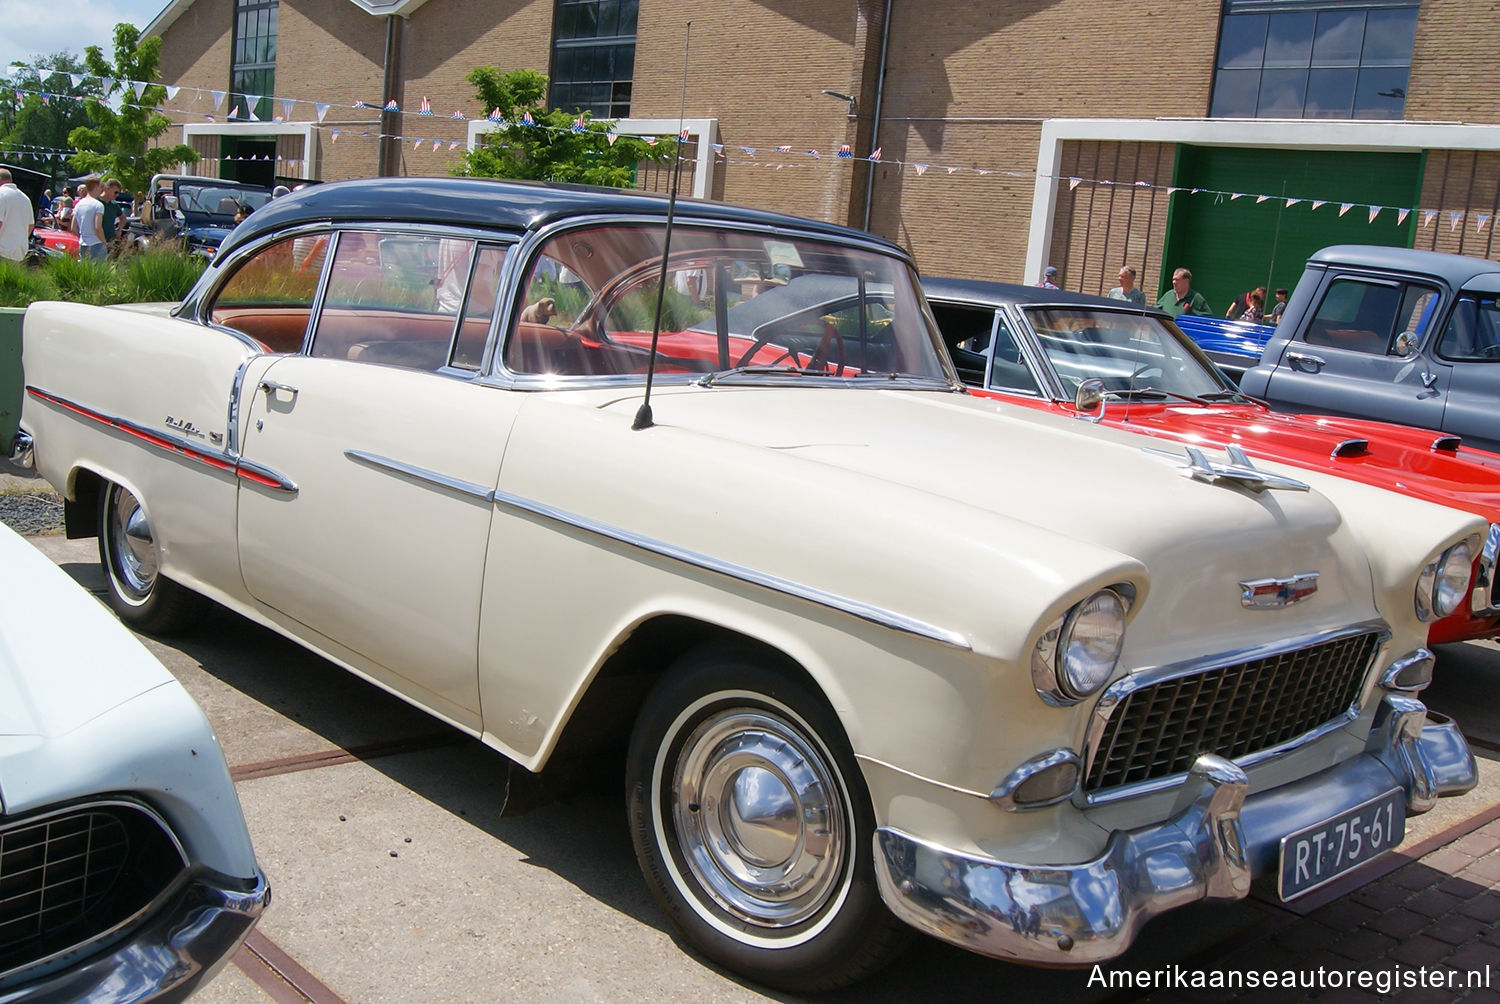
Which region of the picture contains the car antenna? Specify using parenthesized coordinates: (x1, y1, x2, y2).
(633, 22, 692, 431)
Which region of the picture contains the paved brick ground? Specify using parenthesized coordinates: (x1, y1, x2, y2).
(1137, 812, 1500, 1002)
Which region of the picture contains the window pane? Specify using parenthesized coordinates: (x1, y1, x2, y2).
(209, 234, 326, 352)
(1305, 68, 1356, 118)
(451, 246, 510, 370)
(1304, 279, 1405, 353)
(1312, 10, 1364, 66)
(575, 2, 598, 38)
(620, 0, 638, 33)
(598, 0, 619, 37)
(1264, 12, 1315, 68)
(1353, 66, 1407, 119)
(615, 44, 634, 80)
(1211, 68, 1261, 117)
(1218, 14, 1267, 69)
(1257, 68, 1308, 117)
(1363, 8, 1418, 64)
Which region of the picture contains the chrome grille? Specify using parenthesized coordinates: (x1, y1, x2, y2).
(1084, 631, 1381, 794)
(0, 803, 185, 975)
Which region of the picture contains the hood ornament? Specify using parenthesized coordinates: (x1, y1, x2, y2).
(1240, 572, 1319, 609)
(1147, 444, 1311, 494)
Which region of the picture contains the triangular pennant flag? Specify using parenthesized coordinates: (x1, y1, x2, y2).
(132, 80, 147, 99)
(977, 169, 994, 176)
(100, 76, 114, 93)
(1311, 200, 1326, 211)
(914, 163, 929, 175)
(711, 143, 723, 153)
(572, 114, 587, 132)
(1134, 180, 1150, 187)
(679, 127, 690, 142)
(205, 113, 216, 122)
(165, 85, 179, 100)
(419, 96, 433, 115)
(1397, 208, 1410, 226)
(775, 145, 791, 153)
(1285, 198, 1301, 207)
(837, 144, 852, 158)
(946, 166, 958, 174)
(1478, 214, 1491, 233)
(1166, 187, 1182, 195)
(869, 147, 881, 162)
(385, 99, 399, 111)
(212, 90, 226, 110)
(1230, 192, 1242, 200)
(413, 137, 422, 149)
(432, 140, 440, 151)
(645, 137, 657, 146)
(449, 140, 460, 150)
(1450, 211, 1464, 231)
(313, 102, 329, 123)
(1423, 210, 1437, 227)
(330, 129, 340, 143)
(1338, 203, 1352, 216)
(450, 110, 465, 119)
(282, 98, 295, 120)
(488, 107, 502, 121)
(354, 99, 369, 109)
(1369, 206, 1382, 224)
(520, 111, 535, 126)
(606, 133, 618, 146)
(1069, 177, 1082, 190)
(68, 73, 80, 88)
(808, 149, 821, 158)
(1256, 194, 1269, 203)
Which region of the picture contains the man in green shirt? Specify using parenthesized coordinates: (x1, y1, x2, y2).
(1157, 267, 1209, 317)
(101, 178, 126, 253)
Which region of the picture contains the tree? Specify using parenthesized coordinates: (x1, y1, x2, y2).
(0, 53, 97, 188)
(67, 23, 195, 192)
(453, 67, 670, 188)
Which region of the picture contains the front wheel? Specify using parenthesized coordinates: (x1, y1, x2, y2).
(626, 646, 908, 991)
(98, 480, 202, 633)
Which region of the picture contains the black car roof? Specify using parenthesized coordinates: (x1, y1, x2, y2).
(221, 176, 905, 261)
(920, 275, 1163, 312)
(1309, 244, 1500, 286)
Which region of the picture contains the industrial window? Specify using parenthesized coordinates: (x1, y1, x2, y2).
(1210, 1, 1418, 119)
(549, 0, 638, 119)
(231, 0, 278, 122)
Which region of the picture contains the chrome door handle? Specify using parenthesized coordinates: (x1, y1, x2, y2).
(260, 379, 298, 398)
(1285, 351, 1326, 371)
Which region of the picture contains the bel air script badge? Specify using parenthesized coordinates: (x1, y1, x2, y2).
(1240, 572, 1319, 610)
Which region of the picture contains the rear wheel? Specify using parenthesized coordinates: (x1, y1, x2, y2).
(98, 481, 201, 633)
(626, 645, 908, 991)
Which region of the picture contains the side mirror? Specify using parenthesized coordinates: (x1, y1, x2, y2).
(1075, 378, 1107, 423)
(1394, 332, 1419, 357)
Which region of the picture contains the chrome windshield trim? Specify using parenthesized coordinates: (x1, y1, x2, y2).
(343, 450, 494, 503)
(1077, 622, 1391, 807)
(491, 487, 972, 649)
(1472, 523, 1500, 616)
(27, 386, 297, 494)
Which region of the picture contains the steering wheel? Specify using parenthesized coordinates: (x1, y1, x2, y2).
(737, 320, 845, 375)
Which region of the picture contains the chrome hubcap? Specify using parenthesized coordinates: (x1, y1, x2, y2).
(109, 488, 157, 598)
(672, 710, 847, 928)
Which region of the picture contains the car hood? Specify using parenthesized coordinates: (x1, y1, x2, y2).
(1097, 400, 1500, 516)
(0, 527, 174, 740)
(184, 223, 233, 244)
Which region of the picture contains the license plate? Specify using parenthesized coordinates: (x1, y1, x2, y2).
(1278, 788, 1405, 900)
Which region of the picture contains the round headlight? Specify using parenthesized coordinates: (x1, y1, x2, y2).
(1058, 589, 1126, 698)
(1417, 540, 1474, 621)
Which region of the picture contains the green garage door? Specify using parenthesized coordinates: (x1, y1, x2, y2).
(1159, 147, 1421, 320)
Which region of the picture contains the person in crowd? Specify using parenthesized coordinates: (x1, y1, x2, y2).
(71, 177, 108, 263)
(101, 178, 127, 255)
(1037, 265, 1060, 289)
(1157, 267, 1209, 317)
(38, 188, 52, 218)
(1268, 287, 1289, 325)
(52, 189, 73, 226)
(1226, 285, 1266, 319)
(1239, 288, 1265, 322)
(1106, 265, 1145, 305)
(0, 168, 36, 262)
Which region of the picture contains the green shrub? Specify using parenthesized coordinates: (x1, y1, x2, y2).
(44, 254, 119, 306)
(122, 248, 207, 303)
(0, 259, 56, 308)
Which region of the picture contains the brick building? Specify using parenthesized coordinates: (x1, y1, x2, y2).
(144, 0, 1500, 314)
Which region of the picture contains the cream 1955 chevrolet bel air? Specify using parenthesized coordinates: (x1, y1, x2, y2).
(14, 177, 1485, 990)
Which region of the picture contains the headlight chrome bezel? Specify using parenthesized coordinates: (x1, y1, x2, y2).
(1032, 585, 1132, 706)
(1417, 539, 1476, 622)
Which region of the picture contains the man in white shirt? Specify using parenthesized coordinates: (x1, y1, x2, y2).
(70, 176, 107, 262)
(0, 169, 35, 262)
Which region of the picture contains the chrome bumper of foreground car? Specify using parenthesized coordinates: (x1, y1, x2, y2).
(873, 695, 1475, 965)
(0, 867, 271, 1004)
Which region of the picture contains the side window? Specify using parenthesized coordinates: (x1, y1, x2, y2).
(986, 314, 1040, 396)
(1438, 297, 1500, 362)
(207, 233, 329, 352)
(928, 302, 994, 386)
(450, 246, 510, 370)
(1304, 277, 1437, 355)
(310, 233, 475, 371)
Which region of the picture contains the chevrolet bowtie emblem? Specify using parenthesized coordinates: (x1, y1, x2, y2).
(1239, 572, 1319, 609)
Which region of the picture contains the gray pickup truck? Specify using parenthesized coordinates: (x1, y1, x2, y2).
(1240, 245, 1500, 454)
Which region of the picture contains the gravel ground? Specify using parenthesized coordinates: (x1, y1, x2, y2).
(0, 491, 64, 535)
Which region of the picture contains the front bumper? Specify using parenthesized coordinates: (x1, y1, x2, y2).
(873, 695, 1474, 965)
(0, 867, 270, 1003)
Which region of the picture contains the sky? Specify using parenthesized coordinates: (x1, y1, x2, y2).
(0, 0, 166, 80)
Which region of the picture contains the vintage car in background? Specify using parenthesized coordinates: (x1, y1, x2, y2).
(18, 178, 1484, 989)
(1242, 245, 1500, 453)
(0, 520, 268, 1001)
(28, 221, 78, 260)
(923, 277, 1500, 647)
(129, 174, 276, 258)
(1172, 312, 1275, 382)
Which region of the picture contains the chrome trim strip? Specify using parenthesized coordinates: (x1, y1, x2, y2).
(1472, 523, 1500, 617)
(27, 386, 297, 495)
(1383, 648, 1434, 693)
(491, 486, 973, 649)
(990, 748, 1081, 811)
(1077, 621, 1391, 807)
(853, 754, 989, 800)
(343, 450, 495, 502)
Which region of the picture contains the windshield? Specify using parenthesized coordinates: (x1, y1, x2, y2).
(175, 183, 274, 219)
(1025, 307, 1232, 399)
(504, 222, 953, 384)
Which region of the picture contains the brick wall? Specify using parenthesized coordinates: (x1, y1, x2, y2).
(1048, 142, 1176, 297)
(1408, 0, 1500, 124)
(152, 2, 234, 166)
(1416, 150, 1500, 262)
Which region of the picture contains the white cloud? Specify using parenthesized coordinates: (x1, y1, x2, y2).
(0, 0, 168, 78)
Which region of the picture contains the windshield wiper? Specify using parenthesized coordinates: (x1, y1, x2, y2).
(1109, 387, 1243, 405)
(698, 366, 832, 386)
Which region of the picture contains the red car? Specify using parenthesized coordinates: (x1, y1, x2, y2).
(31, 219, 79, 257)
(924, 276, 1500, 646)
